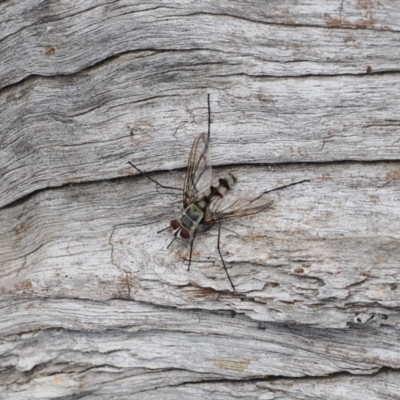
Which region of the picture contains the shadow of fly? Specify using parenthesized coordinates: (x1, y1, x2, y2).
(129, 95, 309, 291)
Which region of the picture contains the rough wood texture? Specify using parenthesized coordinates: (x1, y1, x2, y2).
(1, 1, 400, 398)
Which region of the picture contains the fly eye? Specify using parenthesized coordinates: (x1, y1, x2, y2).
(180, 228, 190, 239)
(170, 220, 181, 230)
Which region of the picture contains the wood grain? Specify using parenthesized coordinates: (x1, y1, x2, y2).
(1, 0, 400, 398)
(2, 69, 400, 207)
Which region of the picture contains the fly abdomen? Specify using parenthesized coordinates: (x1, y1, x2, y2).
(204, 173, 236, 205)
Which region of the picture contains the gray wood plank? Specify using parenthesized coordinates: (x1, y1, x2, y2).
(1, 0, 400, 88)
(1, 163, 399, 328)
(2, 65, 400, 207)
(0, 298, 399, 398)
(1, 1, 400, 398)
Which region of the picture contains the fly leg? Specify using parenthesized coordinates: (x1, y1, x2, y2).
(128, 163, 182, 237)
(167, 235, 178, 249)
(128, 162, 183, 191)
(262, 179, 310, 195)
(157, 226, 170, 234)
(188, 230, 197, 271)
(217, 223, 235, 291)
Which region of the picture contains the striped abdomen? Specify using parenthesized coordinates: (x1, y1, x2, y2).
(196, 173, 236, 212)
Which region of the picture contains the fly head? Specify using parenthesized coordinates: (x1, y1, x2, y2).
(170, 219, 191, 239)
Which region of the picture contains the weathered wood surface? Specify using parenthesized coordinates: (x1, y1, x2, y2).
(1, 0, 400, 398)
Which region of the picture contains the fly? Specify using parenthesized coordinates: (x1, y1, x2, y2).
(129, 94, 309, 290)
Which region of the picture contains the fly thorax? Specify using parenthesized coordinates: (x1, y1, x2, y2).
(181, 203, 204, 231)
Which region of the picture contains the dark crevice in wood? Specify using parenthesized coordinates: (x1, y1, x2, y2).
(183, 369, 378, 384)
(182, 11, 400, 33)
(209, 69, 400, 80)
(1, 296, 397, 336)
(218, 159, 400, 169)
(1, 159, 399, 211)
(2, 45, 400, 93)
(0, 48, 227, 92)
(0, 315, 393, 345)
(0, 50, 135, 93)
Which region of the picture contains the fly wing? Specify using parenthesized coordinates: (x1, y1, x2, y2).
(183, 132, 212, 207)
(204, 192, 274, 224)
